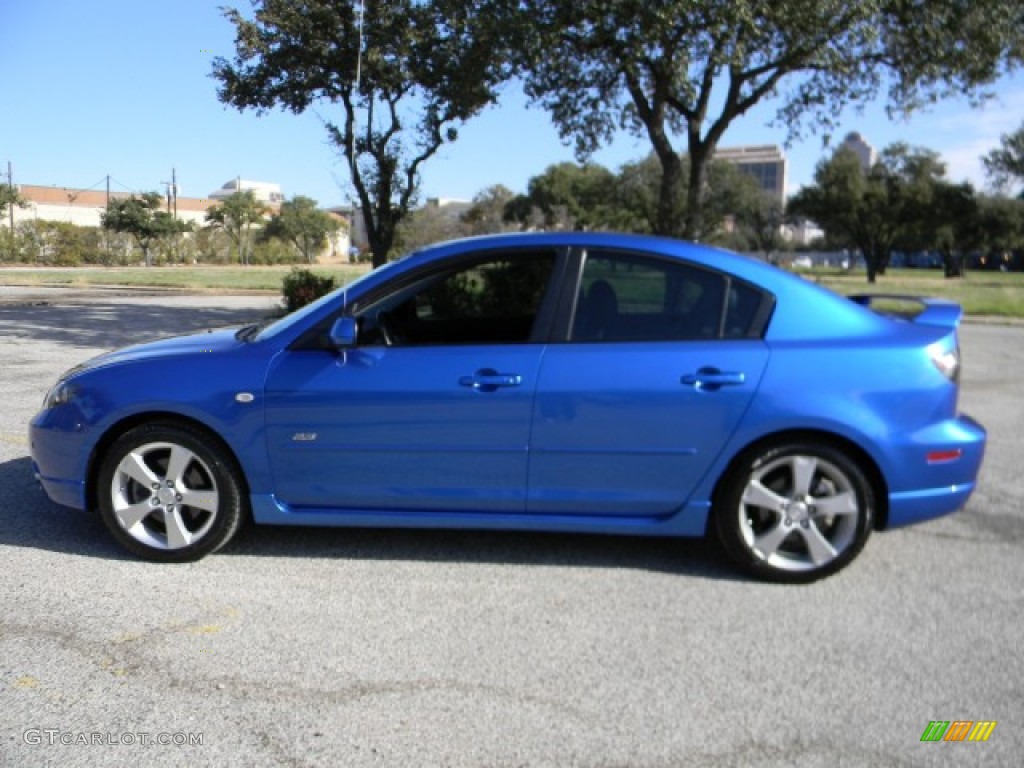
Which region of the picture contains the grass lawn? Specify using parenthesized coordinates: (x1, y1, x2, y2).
(2, 262, 1022, 318)
(802, 268, 1024, 318)
(0, 264, 372, 293)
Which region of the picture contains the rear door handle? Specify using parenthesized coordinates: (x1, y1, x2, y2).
(459, 368, 523, 393)
(681, 367, 745, 391)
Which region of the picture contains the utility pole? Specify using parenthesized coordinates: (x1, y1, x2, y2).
(161, 169, 179, 216)
(7, 161, 13, 231)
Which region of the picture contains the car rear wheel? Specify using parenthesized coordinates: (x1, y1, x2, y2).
(714, 442, 874, 583)
(96, 422, 245, 562)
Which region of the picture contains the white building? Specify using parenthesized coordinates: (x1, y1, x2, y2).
(209, 178, 285, 204)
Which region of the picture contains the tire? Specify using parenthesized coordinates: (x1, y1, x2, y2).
(713, 441, 874, 583)
(96, 422, 246, 562)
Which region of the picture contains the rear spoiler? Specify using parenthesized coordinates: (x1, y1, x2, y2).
(849, 295, 963, 329)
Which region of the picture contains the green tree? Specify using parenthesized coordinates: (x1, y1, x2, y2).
(394, 201, 470, 254)
(264, 195, 342, 263)
(213, 0, 514, 268)
(931, 182, 981, 277)
(205, 190, 269, 266)
(735, 191, 788, 258)
(887, 147, 980, 277)
(101, 192, 191, 267)
(983, 122, 1024, 192)
(610, 153, 768, 240)
(788, 148, 901, 283)
(1, 183, 26, 223)
(976, 195, 1024, 259)
(789, 143, 977, 281)
(461, 185, 518, 235)
(504, 162, 620, 231)
(518, 1, 1023, 240)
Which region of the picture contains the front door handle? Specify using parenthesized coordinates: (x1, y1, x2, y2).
(459, 368, 523, 393)
(681, 367, 745, 392)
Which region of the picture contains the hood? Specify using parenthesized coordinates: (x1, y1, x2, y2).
(64, 327, 245, 379)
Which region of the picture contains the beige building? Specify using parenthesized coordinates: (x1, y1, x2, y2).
(10, 182, 350, 263)
(713, 145, 788, 203)
(13, 184, 220, 228)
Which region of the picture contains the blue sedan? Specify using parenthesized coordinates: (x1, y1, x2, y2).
(30, 233, 986, 582)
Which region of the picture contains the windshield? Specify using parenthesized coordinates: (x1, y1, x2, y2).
(251, 263, 395, 342)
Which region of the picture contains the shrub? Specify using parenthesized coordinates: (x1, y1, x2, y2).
(281, 268, 337, 314)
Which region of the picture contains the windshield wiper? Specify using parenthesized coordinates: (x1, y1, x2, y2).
(235, 318, 274, 342)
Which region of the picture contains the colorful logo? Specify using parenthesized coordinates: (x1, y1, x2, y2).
(921, 721, 997, 742)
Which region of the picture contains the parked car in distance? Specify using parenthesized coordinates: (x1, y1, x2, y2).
(30, 233, 986, 582)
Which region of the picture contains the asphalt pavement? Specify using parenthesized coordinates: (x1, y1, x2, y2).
(1, 293, 1021, 767)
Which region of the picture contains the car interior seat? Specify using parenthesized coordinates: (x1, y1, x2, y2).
(575, 279, 619, 341)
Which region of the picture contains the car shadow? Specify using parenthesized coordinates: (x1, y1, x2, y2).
(0, 301, 276, 350)
(0, 456, 134, 561)
(0, 456, 742, 580)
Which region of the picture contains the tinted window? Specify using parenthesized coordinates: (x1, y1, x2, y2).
(358, 252, 556, 345)
(572, 252, 730, 341)
(723, 281, 764, 339)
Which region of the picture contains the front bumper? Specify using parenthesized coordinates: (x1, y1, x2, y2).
(29, 409, 90, 511)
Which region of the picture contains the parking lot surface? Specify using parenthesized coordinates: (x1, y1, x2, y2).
(1, 294, 1021, 767)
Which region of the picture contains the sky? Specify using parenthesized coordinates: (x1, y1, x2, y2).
(3, 0, 1024, 209)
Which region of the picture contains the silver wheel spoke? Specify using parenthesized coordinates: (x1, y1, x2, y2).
(120, 451, 160, 488)
(108, 440, 221, 552)
(753, 522, 791, 559)
(115, 500, 154, 530)
(791, 456, 817, 498)
(813, 491, 858, 517)
(800, 522, 838, 565)
(742, 480, 787, 513)
(179, 488, 219, 513)
(164, 445, 194, 487)
(164, 508, 193, 549)
(735, 450, 864, 575)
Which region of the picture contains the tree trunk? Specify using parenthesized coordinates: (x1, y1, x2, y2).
(682, 146, 710, 241)
(366, 204, 397, 269)
(654, 152, 684, 238)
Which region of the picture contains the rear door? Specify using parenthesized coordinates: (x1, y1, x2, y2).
(527, 249, 771, 517)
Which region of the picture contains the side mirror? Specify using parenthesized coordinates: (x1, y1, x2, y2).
(328, 316, 358, 348)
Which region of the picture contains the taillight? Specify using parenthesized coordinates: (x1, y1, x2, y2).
(928, 342, 960, 383)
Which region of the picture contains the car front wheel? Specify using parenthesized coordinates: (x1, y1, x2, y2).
(714, 442, 874, 583)
(96, 422, 245, 562)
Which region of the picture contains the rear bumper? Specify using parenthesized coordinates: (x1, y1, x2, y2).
(884, 413, 986, 528)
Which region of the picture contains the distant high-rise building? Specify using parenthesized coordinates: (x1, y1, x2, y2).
(713, 145, 787, 203)
(839, 132, 878, 172)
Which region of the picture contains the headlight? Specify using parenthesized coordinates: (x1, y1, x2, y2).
(43, 381, 77, 409)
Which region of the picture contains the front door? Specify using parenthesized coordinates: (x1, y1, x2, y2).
(264, 250, 559, 513)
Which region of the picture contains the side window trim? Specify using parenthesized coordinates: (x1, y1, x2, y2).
(554, 247, 772, 343)
(289, 247, 569, 351)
